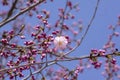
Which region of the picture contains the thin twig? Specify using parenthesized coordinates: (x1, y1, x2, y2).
(65, 0, 100, 55)
(22, 62, 56, 80)
(80, 0, 100, 45)
(59, 0, 68, 35)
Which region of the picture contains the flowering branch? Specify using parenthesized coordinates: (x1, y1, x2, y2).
(65, 0, 100, 56)
(0, 0, 45, 28)
(0, 51, 119, 73)
(22, 61, 56, 80)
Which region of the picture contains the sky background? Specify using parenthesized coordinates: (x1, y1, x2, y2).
(41, 0, 120, 80)
(0, 0, 120, 80)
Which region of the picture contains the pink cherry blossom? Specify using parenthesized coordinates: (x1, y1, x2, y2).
(54, 36, 68, 50)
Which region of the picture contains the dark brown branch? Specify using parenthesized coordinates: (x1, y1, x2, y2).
(4, 0, 18, 20)
(0, 0, 45, 28)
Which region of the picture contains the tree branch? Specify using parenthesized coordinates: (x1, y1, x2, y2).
(0, 51, 119, 74)
(80, 0, 100, 45)
(4, 0, 18, 20)
(65, 0, 100, 55)
(0, 0, 45, 28)
(22, 62, 56, 80)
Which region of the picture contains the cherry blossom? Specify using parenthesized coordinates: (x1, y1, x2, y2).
(54, 36, 68, 50)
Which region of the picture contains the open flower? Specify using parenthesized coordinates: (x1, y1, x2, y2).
(54, 36, 68, 50)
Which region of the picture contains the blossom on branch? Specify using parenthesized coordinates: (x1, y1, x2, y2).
(54, 36, 68, 50)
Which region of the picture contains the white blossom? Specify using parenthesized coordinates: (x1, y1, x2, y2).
(54, 36, 68, 50)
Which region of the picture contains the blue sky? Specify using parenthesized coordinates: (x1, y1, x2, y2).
(35, 0, 120, 80)
(45, 0, 120, 80)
